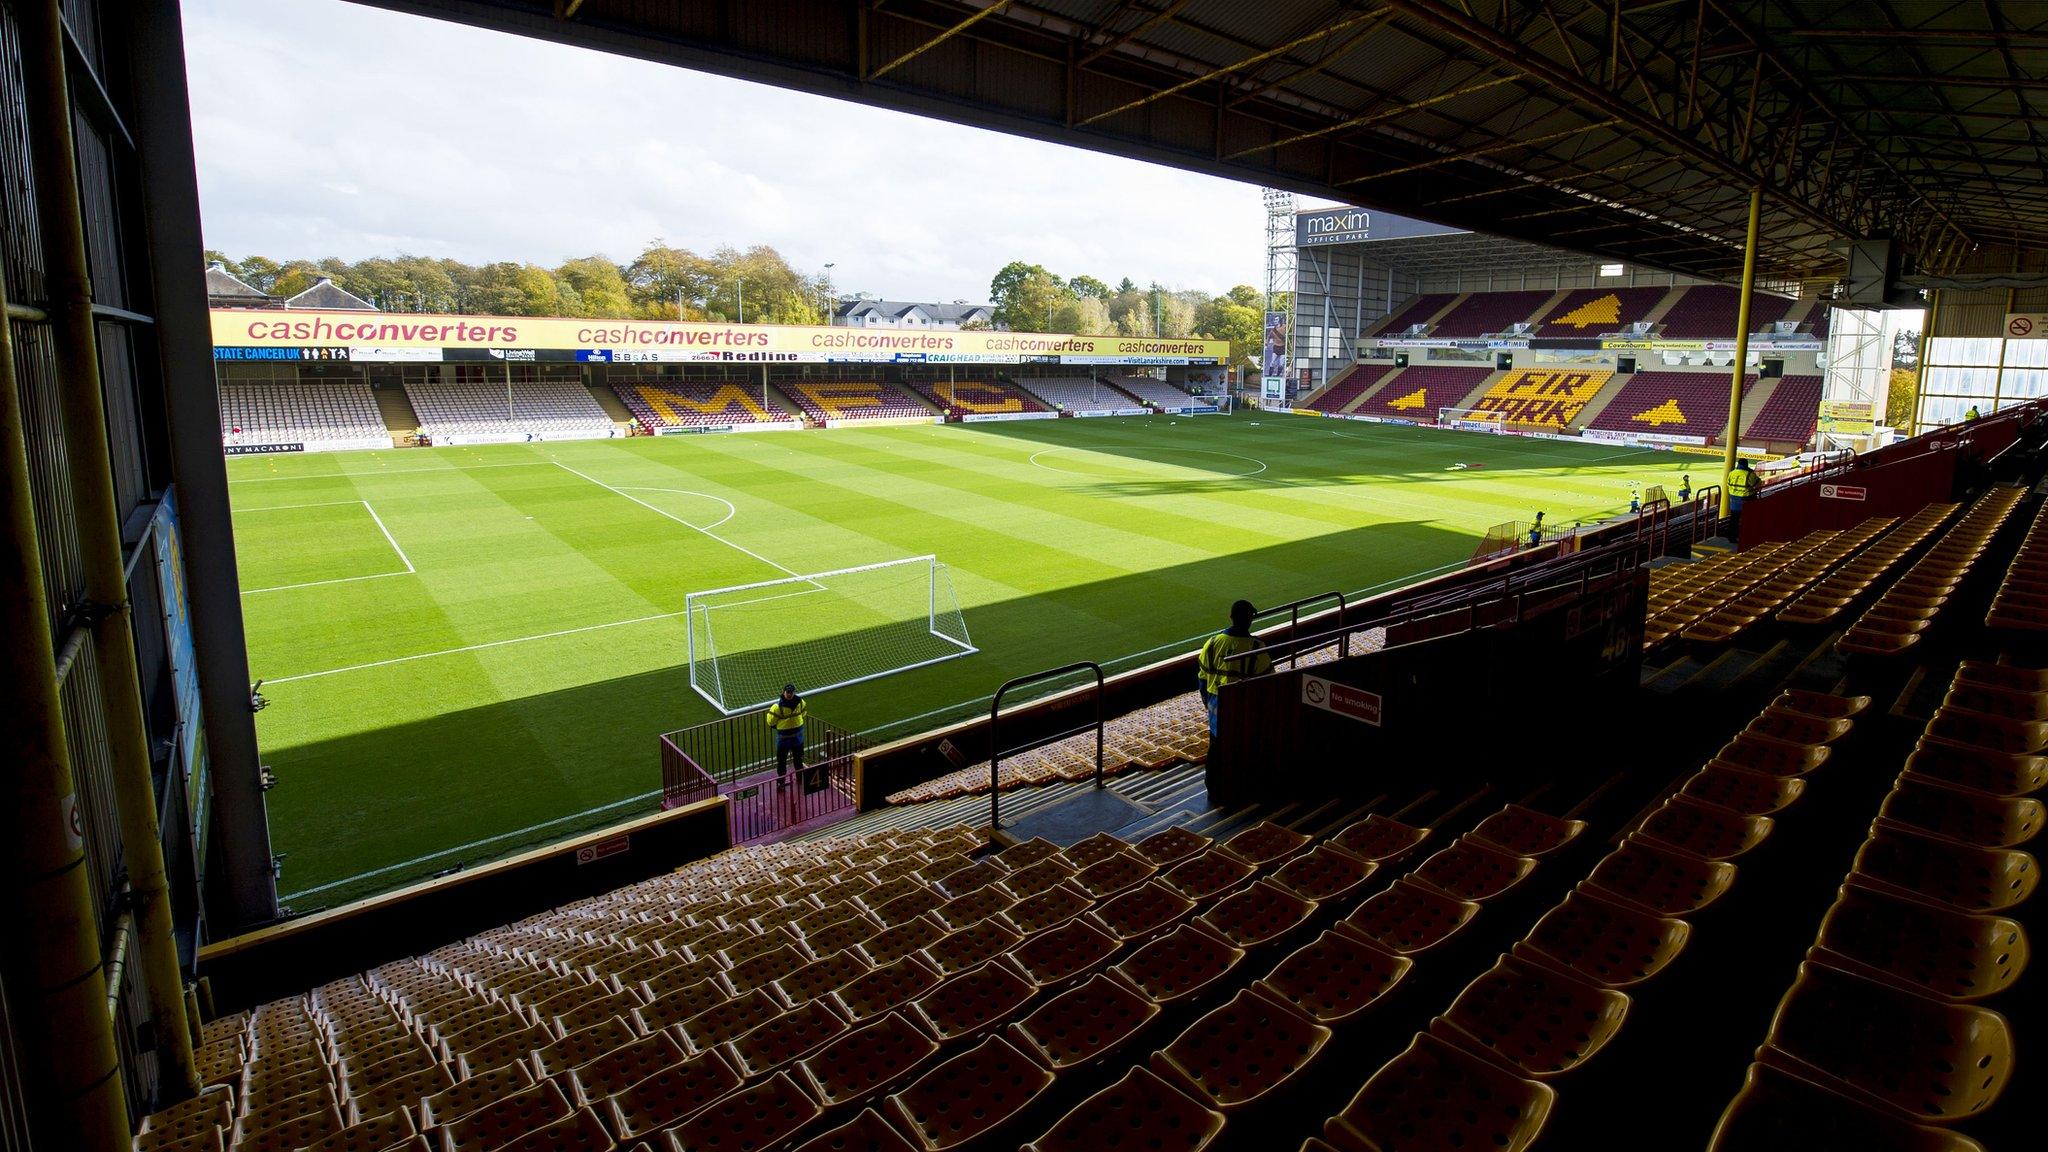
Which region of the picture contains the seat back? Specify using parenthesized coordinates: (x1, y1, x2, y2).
(1327, 1032, 1553, 1152)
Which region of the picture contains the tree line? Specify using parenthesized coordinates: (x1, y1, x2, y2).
(205, 242, 1277, 367)
(205, 242, 837, 326)
(988, 260, 1271, 369)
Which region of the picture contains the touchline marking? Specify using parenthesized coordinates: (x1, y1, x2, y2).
(242, 572, 408, 596)
(227, 460, 558, 483)
(554, 461, 802, 579)
(280, 787, 665, 901)
(240, 501, 414, 594)
(239, 499, 377, 512)
(265, 610, 687, 683)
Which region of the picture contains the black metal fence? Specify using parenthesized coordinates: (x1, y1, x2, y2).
(659, 712, 867, 843)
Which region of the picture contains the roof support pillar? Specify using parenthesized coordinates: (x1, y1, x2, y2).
(1721, 184, 1762, 520)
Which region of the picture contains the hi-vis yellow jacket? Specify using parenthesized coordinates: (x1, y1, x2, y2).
(766, 697, 806, 734)
(1198, 631, 1272, 695)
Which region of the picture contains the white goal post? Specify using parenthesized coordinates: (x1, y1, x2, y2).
(686, 555, 976, 715)
(1438, 406, 1509, 432)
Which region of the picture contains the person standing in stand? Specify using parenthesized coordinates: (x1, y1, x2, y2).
(1197, 600, 1273, 739)
(765, 684, 807, 790)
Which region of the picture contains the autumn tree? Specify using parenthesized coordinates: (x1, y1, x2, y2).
(556, 256, 633, 317)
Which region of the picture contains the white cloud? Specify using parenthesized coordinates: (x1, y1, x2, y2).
(182, 0, 1276, 302)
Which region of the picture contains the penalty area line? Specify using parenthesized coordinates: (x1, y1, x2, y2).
(553, 461, 810, 583)
(263, 610, 687, 684)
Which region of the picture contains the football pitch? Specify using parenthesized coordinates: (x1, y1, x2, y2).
(231, 413, 1682, 906)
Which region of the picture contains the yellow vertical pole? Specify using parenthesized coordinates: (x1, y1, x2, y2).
(19, 0, 198, 1100)
(1720, 185, 1763, 519)
(0, 288, 131, 1150)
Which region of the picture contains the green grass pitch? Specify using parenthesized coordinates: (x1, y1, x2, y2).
(229, 412, 1683, 906)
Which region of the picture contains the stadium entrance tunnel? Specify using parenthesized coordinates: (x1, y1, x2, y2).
(255, 519, 1484, 905)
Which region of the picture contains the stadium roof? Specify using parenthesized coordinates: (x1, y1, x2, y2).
(365, 1, 2047, 289)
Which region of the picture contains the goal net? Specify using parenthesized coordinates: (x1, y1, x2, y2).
(1439, 406, 1509, 433)
(686, 555, 976, 714)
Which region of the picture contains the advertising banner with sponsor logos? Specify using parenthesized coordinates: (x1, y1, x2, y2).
(211, 309, 1228, 366)
(1817, 399, 1876, 435)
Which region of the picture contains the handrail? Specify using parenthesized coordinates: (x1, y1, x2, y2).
(988, 661, 1104, 841)
(1263, 589, 1347, 668)
(1243, 536, 1643, 670)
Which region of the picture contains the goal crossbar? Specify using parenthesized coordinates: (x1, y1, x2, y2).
(685, 554, 977, 715)
(1438, 406, 1508, 430)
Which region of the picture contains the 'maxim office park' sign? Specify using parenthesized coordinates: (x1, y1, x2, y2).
(1295, 207, 1462, 248)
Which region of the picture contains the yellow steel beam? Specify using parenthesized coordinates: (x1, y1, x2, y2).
(1720, 184, 1762, 520)
(1079, 6, 1393, 127)
(870, 0, 1018, 80)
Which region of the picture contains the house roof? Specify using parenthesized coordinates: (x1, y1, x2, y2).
(205, 263, 274, 302)
(285, 277, 378, 312)
(837, 299, 994, 322)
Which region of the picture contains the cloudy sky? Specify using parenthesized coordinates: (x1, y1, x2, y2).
(183, 0, 1326, 303)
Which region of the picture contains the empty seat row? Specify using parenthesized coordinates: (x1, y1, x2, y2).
(1839, 486, 2025, 658)
(157, 806, 1445, 1152)
(887, 692, 1209, 805)
(1295, 687, 1868, 1152)
(896, 379, 1048, 417)
(1014, 377, 1135, 413)
(1709, 661, 2038, 1150)
(1647, 539, 1800, 648)
(1778, 502, 1956, 626)
(218, 380, 387, 446)
(1985, 498, 2048, 648)
(1103, 374, 1203, 409)
(1681, 517, 1893, 646)
(403, 378, 613, 439)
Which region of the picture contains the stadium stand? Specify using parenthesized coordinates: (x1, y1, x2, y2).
(403, 378, 615, 441)
(1017, 377, 1140, 414)
(780, 382, 936, 424)
(1347, 365, 1491, 422)
(1463, 368, 1612, 431)
(1369, 292, 1457, 336)
(1303, 363, 1395, 415)
(1657, 285, 1796, 339)
(1103, 375, 1203, 409)
(1586, 370, 1753, 442)
(218, 380, 390, 450)
(1743, 374, 1824, 444)
(612, 380, 795, 430)
(1426, 289, 1555, 338)
(901, 379, 1050, 417)
(153, 427, 2048, 1152)
(1534, 286, 1670, 335)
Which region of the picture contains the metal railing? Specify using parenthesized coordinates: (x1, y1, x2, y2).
(1266, 590, 1349, 669)
(988, 662, 1104, 839)
(657, 733, 720, 811)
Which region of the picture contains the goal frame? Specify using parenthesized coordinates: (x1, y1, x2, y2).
(1438, 406, 1510, 433)
(685, 554, 977, 715)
